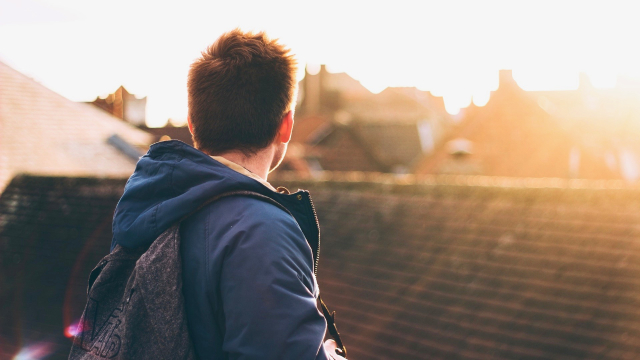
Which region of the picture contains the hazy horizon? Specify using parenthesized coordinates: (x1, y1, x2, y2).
(2, 0, 639, 126)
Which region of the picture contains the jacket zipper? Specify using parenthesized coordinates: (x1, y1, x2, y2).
(306, 191, 321, 276)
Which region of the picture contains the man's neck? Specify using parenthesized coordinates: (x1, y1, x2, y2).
(214, 147, 275, 181)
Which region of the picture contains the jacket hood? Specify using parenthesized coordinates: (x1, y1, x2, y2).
(111, 140, 277, 250)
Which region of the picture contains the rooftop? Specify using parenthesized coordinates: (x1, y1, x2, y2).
(280, 173, 640, 359)
(4, 173, 640, 359)
(0, 61, 152, 191)
(415, 70, 627, 180)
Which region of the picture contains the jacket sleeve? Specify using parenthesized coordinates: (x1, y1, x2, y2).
(217, 209, 329, 360)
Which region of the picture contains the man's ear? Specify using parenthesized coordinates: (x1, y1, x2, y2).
(187, 116, 194, 135)
(278, 111, 294, 143)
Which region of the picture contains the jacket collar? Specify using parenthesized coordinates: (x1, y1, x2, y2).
(209, 155, 277, 192)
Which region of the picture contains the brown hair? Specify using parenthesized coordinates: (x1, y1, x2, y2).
(187, 29, 297, 155)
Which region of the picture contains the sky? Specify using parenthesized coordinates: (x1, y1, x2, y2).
(1, 0, 639, 126)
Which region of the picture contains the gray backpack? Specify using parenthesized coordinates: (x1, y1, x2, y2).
(69, 191, 346, 360)
(68, 220, 196, 359)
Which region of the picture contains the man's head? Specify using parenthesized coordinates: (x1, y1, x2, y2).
(187, 29, 297, 168)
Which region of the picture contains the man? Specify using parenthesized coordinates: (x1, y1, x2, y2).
(110, 30, 345, 359)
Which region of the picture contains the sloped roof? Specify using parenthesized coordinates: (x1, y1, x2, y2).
(353, 122, 425, 171)
(314, 125, 385, 172)
(391, 87, 449, 120)
(0, 61, 152, 191)
(291, 87, 448, 173)
(286, 175, 640, 360)
(297, 121, 425, 173)
(7, 173, 640, 359)
(322, 71, 372, 101)
(290, 114, 332, 145)
(344, 87, 438, 123)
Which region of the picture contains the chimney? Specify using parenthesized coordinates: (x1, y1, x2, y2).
(302, 64, 327, 115)
(498, 69, 515, 89)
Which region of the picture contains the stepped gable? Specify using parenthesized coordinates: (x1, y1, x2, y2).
(414, 70, 617, 179)
(0, 61, 152, 191)
(281, 174, 640, 360)
(0, 175, 126, 359)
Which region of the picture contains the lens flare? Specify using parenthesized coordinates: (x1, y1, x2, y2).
(64, 320, 81, 338)
(12, 343, 54, 360)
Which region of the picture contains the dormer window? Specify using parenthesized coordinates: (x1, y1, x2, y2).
(447, 138, 473, 158)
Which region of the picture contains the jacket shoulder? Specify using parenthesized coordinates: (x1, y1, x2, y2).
(208, 194, 296, 225)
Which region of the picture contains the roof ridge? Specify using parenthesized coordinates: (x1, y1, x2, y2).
(0, 60, 150, 139)
(274, 171, 640, 190)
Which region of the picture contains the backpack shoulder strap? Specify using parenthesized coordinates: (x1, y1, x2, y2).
(178, 190, 294, 224)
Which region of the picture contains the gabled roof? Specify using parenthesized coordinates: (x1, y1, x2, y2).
(0, 61, 152, 191)
(313, 124, 386, 172)
(291, 85, 450, 174)
(322, 71, 372, 101)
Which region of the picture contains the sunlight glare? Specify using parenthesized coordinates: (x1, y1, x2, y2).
(472, 91, 491, 107)
(514, 69, 580, 91)
(145, 116, 169, 128)
(12, 343, 53, 360)
(586, 70, 617, 89)
(3, 0, 640, 122)
(325, 64, 346, 74)
(296, 63, 306, 82)
(444, 103, 461, 116)
(444, 93, 472, 115)
(359, 79, 387, 95)
(306, 63, 321, 76)
(169, 117, 188, 127)
(64, 320, 80, 338)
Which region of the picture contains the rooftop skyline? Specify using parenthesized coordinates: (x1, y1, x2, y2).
(1, 0, 639, 126)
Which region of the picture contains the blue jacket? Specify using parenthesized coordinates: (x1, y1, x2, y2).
(111, 140, 329, 359)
